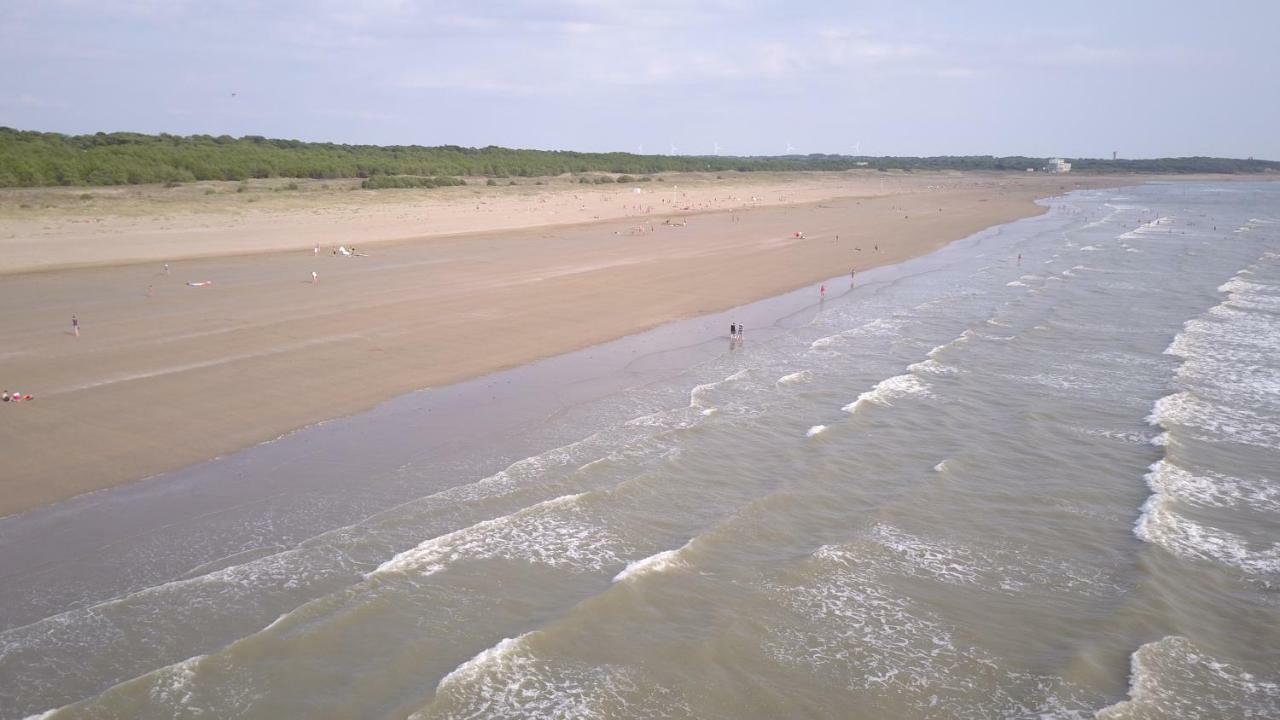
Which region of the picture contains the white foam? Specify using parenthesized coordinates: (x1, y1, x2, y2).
(612, 540, 692, 582)
(1148, 391, 1280, 449)
(842, 374, 930, 414)
(1096, 636, 1280, 719)
(688, 369, 751, 409)
(776, 370, 813, 386)
(1068, 425, 1158, 446)
(0, 421, 682, 709)
(1118, 216, 1174, 241)
(1135, 494, 1280, 575)
(907, 359, 958, 376)
(422, 633, 688, 720)
(145, 654, 205, 709)
(370, 492, 629, 577)
(809, 317, 907, 350)
(805, 424, 828, 437)
(1146, 459, 1280, 513)
(927, 329, 977, 358)
(763, 535, 1099, 716)
(435, 634, 530, 695)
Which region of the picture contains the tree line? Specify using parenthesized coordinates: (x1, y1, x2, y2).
(1, 127, 1275, 188)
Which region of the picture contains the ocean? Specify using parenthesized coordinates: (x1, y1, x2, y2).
(2, 181, 1277, 719)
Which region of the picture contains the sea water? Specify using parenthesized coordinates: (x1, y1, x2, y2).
(2, 182, 1278, 719)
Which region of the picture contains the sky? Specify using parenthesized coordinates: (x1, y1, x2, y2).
(1, 0, 1277, 159)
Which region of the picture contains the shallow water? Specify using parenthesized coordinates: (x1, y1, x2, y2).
(3, 182, 1279, 719)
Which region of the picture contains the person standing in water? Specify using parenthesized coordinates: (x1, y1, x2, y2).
(820, 284, 825, 298)
(730, 322, 736, 338)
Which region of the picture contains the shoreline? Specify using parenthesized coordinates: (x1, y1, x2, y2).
(0, 199, 1038, 629)
(0, 173, 1132, 517)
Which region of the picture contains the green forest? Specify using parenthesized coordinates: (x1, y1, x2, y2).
(1, 127, 1276, 188)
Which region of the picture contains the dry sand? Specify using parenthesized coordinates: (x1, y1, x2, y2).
(0, 171, 1127, 516)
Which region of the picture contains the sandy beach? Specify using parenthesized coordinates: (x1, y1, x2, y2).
(0, 171, 1125, 516)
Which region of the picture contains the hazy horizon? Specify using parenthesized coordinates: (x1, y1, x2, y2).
(2, 1, 1278, 160)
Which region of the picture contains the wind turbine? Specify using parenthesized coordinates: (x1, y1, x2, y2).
(669, 142, 679, 156)
(785, 141, 796, 154)
(713, 140, 721, 155)
(852, 141, 861, 155)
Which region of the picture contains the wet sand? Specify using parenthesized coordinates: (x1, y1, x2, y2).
(0, 172, 1125, 516)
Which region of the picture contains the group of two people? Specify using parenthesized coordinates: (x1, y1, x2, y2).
(729, 322, 745, 340)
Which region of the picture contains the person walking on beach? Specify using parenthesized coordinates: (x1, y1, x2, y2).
(820, 284, 826, 298)
(730, 323, 736, 338)
(314, 242, 320, 256)
(163, 263, 170, 275)
(71, 314, 79, 337)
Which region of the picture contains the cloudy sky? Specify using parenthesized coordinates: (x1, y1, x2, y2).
(2, 0, 1276, 158)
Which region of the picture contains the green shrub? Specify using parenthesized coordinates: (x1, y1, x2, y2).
(78, 192, 93, 200)
(1, 127, 1271, 188)
(486, 178, 498, 186)
(615, 175, 635, 183)
(360, 175, 467, 190)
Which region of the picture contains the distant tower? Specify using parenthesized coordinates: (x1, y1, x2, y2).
(1112, 151, 1117, 161)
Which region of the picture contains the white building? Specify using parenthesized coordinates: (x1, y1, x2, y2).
(1044, 158, 1072, 173)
